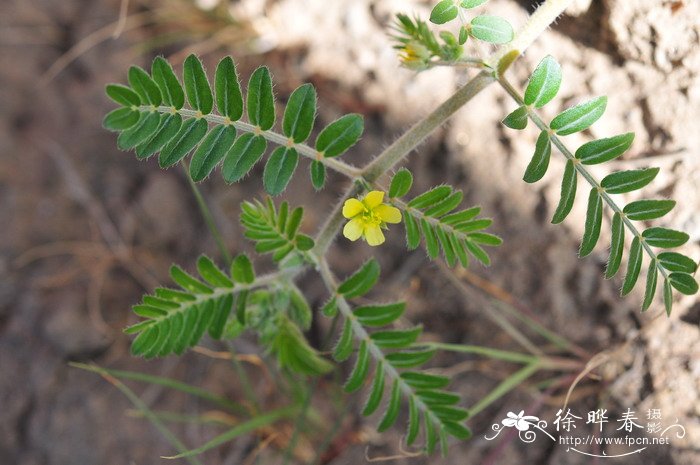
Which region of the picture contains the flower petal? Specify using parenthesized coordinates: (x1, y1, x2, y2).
(364, 223, 385, 246)
(363, 191, 385, 209)
(374, 204, 402, 224)
(342, 199, 365, 219)
(343, 218, 364, 241)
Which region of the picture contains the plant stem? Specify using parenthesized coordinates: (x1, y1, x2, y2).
(183, 164, 233, 266)
(150, 107, 362, 179)
(486, 0, 574, 71)
(361, 71, 495, 182)
(468, 362, 541, 417)
(497, 76, 669, 283)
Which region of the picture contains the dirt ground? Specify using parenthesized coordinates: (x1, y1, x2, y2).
(1, 0, 698, 464)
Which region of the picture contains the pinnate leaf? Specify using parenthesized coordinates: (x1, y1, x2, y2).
(551, 160, 577, 224)
(430, 0, 459, 24)
(338, 259, 380, 299)
(222, 134, 267, 183)
(247, 66, 275, 130)
(523, 130, 551, 183)
(623, 199, 675, 221)
(152, 57, 185, 109)
(642, 227, 689, 248)
(389, 168, 413, 198)
(263, 147, 298, 196)
(601, 168, 659, 194)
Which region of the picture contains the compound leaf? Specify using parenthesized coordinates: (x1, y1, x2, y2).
(389, 168, 413, 198)
(128, 65, 162, 106)
(621, 237, 643, 296)
(579, 188, 603, 257)
(338, 259, 380, 299)
(605, 212, 625, 279)
(669, 272, 698, 295)
(159, 117, 208, 168)
(430, 0, 459, 24)
(642, 227, 689, 248)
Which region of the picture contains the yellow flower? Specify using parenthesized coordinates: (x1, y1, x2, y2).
(342, 191, 402, 246)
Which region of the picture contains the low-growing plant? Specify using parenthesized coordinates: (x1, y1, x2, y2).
(92, 0, 697, 460)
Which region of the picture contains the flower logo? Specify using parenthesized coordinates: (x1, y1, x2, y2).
(502, 410, 540, 432)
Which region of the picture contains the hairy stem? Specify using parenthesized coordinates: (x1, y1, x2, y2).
(147, 106, 363, 179)
(361, 72, 495, 182)
(487, 0, 574, 71)
(497, 76, 669, 282)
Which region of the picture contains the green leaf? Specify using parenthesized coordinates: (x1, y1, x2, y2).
(642, 227, 689, 248)
(430, 0, 459, 25)
(421, 219, 440, 258)
(117, 111, 161, 150)
(295, 234, 314, 251)
(377, 380, 401, 432)
(321, 297, 338, 317)
(333, 319, 354, 361)
(159, 118, 208, 167)
(183, 54, 214, 114)
(579, 188, 603, 257)
(469, 232, 502, 246)
(385, 349, 436, 368)
(469, 15, 514, 44)
(285, 206, 304, 238)
(215, 56, 244, 120)
(389, 168, 413, 198)
(222, 134, 267, 183)
(669, 272, 698, 295)
(406, 397, 420, 445)
(151, 57, 185, 109)
(601, 168, 659, 194)
(642, 260, 658, 311)
(408, 185, 452, 209)
(196, 255, 233, 288)
(663, 278, 673, 315)
(551, 160, 577, 224)
(444, 421, 472, 440)
(424, 191, 463, 217)
(657, 252, 697, 274)
(371, 327, 422, 349)
(623, 199, 675, 221)
(354, 302, 406, 327)
(362, 362, 385, 416)
(524, 55, 562, 108)
(316, 114, 364, 158)
(550, 96, 607, 136)
(310, 160, 326, 190)
(106, 84, 141, 107)
(103, 108, 139, 131)
(338, 260, 380, 300)
(283, 84, 317, 143)
(575, 133, 634, 165)
(400, 372, 449, 390)
(523, 130, 551, 183)
(458, 26, 469, 45)
(263, 147, 298, 196)
(461, 0, 489, 8)
(621, 237, 643, 296)
(404, 213, 421, 250)
(502, 106, 528, 130)
(247, 66, 275, 131)
(170, 265, 212, 294)
(128, 66, 162, 106)
(136, 113, 182, 160)
(344, 341, 370, 392)
(209, 294, 234, 339)
(189, 125, 237, 181)
(605, 212, 625, 279)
